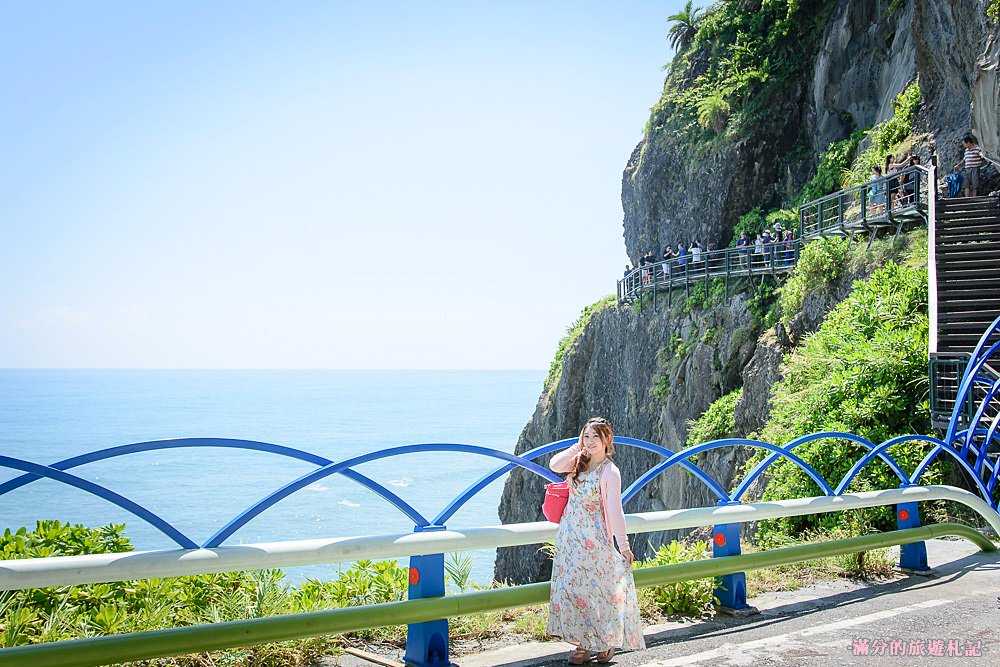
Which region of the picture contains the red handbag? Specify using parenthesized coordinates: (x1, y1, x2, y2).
(542, 481, 570, 522)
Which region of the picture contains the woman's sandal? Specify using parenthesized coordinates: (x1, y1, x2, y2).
(568, 648, 592, 664)
(595, 647, 616, 663)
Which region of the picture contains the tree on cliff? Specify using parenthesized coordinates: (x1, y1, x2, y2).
(667, 1, 703, 52)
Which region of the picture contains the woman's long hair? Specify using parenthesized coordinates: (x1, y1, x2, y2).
(571, 417, 614, 485)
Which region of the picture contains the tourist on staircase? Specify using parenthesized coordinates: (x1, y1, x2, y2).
(952, 134, 984, 198)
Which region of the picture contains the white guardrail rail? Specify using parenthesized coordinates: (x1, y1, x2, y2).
(0, 485, 996, 591)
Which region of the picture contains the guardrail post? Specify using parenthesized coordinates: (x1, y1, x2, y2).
(405, 526, 452, 666)
(895, 499, 931, 573)
(712, 512, 756, 616)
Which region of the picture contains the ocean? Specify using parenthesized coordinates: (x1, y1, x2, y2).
(0, 369, 545, 585)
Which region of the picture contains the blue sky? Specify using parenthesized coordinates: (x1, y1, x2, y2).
(1, 1, 685, 369)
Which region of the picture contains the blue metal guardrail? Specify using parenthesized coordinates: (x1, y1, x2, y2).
(1, 316, 999, 665)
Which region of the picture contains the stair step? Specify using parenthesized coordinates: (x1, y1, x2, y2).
(936, 245, 1000, 254)
(938, 311, 1000, 322)
(936, 294, 1000, 303)
(937, 222, 1000, 232)
(936, 233, 1000, 243)
(937, 273, 1000, 284)
(939, 321, 998, 332)
(937, 293, 1000, 302)
(938, 332, 999, 340)
(937, 258, 1000, 269)
(938, 196, 999, 206)
(936, 220, 1000, 231)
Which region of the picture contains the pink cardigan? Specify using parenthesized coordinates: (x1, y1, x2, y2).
(549, 442, 630, 553)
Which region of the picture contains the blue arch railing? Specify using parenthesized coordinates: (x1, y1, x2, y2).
(941, 314, 1000, 499)
(1, 423, 997, 552)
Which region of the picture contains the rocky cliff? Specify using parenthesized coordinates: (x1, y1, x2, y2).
(495, 0, 1000, 585)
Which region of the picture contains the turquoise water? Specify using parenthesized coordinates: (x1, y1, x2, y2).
(0, 369, 544, 584)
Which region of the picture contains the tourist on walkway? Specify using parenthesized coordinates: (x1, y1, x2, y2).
(761, 229, 774, 267)
(886, 154, 918, 207)
(690, 240, 702, 264)
(661, 244, 676, 280)
(640, 250, 655, 286)
(783, 230, 795, 266)
(868, 165, 886, 213)
(676, 242, 688, 267)
(900, 155, 921, 204)
(753, 233, 764, 269)
(953, 135, 984, 197)
(736, 231, 750, 270)
(547, 417, 645, 665)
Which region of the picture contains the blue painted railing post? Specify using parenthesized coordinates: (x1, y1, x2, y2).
(896, 499, 930, 572)
(712, 509, 753, 614)
(405, 526, 452, 667)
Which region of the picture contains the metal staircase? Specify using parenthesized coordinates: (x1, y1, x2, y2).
(929, 195, 1000, 428)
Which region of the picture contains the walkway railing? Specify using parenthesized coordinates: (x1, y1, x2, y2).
(798, 164, 931, 240)
(617, 239, 802, 306)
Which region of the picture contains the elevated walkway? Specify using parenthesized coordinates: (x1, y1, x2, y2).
(798, 165, 929, 242)
(617, 242, 801, 309)
(616, 165, 931, 309)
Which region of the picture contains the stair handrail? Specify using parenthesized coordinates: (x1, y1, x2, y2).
(980, 149, 1000, 171)
(927, 160, 938, 353)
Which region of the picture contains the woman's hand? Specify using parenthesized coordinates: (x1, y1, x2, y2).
(622, 548, 634, 565)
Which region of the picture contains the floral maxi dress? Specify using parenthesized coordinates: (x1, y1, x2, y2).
(547, 461, 645, 653)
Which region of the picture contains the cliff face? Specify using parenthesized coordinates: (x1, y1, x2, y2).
(495, 0, 1000, 585)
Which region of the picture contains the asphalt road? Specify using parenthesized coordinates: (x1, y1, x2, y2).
(458, 537, 1000, 667)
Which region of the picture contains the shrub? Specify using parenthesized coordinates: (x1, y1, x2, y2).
(683, 277, 726, 313)
(686, 389, 742, 447)
(797, 130, 865, 204)
(754, 262, 939, 538)
(778, 237, 850, 324)
(697, 92, 730, 133)
(634, 540, 717, 617)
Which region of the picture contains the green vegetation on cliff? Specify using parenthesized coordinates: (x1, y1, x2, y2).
(756, 261, 936, 536)
(683, 228, 938, 542)
(685, 388, 741, 446)
(778, 237, 852, 324)
(547, 296, 616, 388)
(652, 0, 836, 140)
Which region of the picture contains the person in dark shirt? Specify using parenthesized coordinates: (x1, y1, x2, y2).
(661, 244, 676, 280)
(899, 155, 921, 204)
(640, 249, 656, 285)
(736, 231, 750, 270)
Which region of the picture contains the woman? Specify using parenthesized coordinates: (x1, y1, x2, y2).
(783, 230, 794, 266)
(547, 417, 645, 664)
(868, 165, 885, 213)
